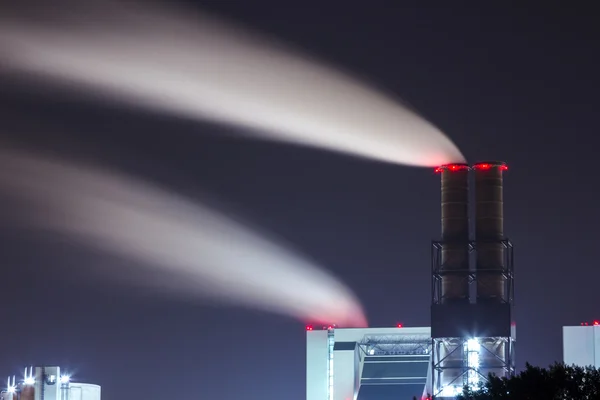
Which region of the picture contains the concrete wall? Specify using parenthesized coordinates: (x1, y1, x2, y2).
(563, 325, 600, 367)
(332, 345, 356, 400)
(307, 330, 329, 400)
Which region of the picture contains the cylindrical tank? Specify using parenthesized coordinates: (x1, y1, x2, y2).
(68, 383, 101, 400)
(473, 161, 507, 302)
(20, 385, 35, 400)
(438, 163, 470, 303)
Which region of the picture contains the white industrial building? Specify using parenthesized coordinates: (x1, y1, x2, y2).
(306, 325, 432, 400)
(563, 323, 600, 368)
(1, 366, 100, 400)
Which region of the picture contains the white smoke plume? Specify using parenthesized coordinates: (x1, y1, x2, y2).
(0, 148, 368, 327)
(0, 0, 464, 167)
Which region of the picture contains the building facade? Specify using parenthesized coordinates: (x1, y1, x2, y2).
(306, 326, 432, 400)
(563, 324, 600, 368)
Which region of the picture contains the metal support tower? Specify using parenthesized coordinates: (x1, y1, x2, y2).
(431, 239, 515, 398)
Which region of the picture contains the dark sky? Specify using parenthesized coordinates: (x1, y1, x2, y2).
(1, 2, 599, 399)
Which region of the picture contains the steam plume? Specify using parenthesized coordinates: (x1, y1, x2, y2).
(0, 0, 464, 167)
(0, 148, 367, 327)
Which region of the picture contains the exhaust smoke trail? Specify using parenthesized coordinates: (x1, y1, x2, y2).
(0, 148, 367, 327)
(0, 0, 464, 167)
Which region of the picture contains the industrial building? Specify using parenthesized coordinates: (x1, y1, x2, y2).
(1, 366, 100, 400)
(306, 325, 432, 400)
(306, 161, 516, 400)
(563, 322, 600, 368)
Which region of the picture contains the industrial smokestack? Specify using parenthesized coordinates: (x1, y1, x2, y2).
(473, 161, 507, 303)
(437, 163, 470, 303)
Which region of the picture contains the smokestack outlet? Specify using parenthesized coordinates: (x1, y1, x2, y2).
(473, 161, 507, 303)
(439, 164, 470, 303)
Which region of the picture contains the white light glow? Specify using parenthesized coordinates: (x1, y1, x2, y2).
(0, 0, 464, 168)
(465, 338, 481, 389)
(439, 385, 462, 397)
(24, 367, 34, 386)
(60, 375, 70, 384)
(466, 338, 481, 352)
(6, 376, 16, 394)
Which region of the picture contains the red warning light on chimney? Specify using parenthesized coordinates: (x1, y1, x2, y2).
(434, 164, 469, 173)
(472, 162, 508, 171)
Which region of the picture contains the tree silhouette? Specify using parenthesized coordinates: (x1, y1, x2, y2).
(457, 362, 600, 400)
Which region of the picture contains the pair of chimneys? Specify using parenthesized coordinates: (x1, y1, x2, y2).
(436, 161, 508, 304)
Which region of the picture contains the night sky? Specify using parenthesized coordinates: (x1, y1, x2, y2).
(1, 2, 599, 399)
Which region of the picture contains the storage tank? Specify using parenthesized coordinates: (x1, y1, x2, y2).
(68, 383, 101, 400)
(20, 384, 35, 400)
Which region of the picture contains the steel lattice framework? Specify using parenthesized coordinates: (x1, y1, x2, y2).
(357, 334, 432, 356)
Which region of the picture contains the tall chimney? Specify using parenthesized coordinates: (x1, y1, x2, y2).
(438, 163, 470, 303)
(473, 161, 507, 302)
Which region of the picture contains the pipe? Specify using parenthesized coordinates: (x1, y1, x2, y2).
(437, 163, 470, 303)
(473, 161, 507, 303)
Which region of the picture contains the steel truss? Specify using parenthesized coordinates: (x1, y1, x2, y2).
(431, 336, 515, 396)
(431, 239, 515, 399)
(357, 334, 432, 356)
(431, 240, 514, 305)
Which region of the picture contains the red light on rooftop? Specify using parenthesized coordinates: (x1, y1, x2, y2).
(306, 325, 313, 331)
(328, 325, 333, 330)
(594, 321, 599, 326)
(500, 165, 508, 171)
(397, 323, 403, 328)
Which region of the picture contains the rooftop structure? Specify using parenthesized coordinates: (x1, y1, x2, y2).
(1, 366, 100, 400)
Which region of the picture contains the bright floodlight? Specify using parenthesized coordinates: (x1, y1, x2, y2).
(466, 338, 480, 352)
(60, 375, 70, 384)
(6, 377, 16, 393)
(24, 367, 35, 385)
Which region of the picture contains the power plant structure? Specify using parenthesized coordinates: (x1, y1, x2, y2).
(305, 161, 516, 400)
(1, 366, 100, 400)
(306, 325, 432, 400)
(563, 321, 600, 368)
(431, 162, 515, 398)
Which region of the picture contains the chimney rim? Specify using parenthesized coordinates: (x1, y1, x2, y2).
(435, 163, 470, 173)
